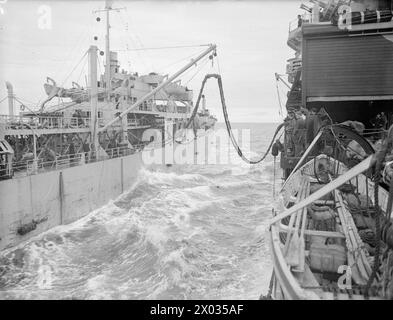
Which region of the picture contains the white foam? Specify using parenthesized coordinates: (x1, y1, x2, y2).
(1, 124, 279, 299)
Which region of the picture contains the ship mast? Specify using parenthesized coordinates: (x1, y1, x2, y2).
(94, 1, 125, 101)
(88, 45, 99, 150)
(105, 3, 110, 101)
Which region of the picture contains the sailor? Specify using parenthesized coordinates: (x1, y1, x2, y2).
(82, 143, 91, 163)
(317, 108, 331, 127)
(293, 109, 307, 156)
(371, 112, 388, 130)
(381, 112, 388, 128)
(69, 141, 75, 155)
(305, 107, 319, 146)
(68, 142, 77, 166)
(371, 112, 388, 139)
(76, 110, 84, 127)
(297, 15, 303, 28)
(284, 110, 296, 156)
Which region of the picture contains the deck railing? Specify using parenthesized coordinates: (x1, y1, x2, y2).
(0, 114, 93, 130)
(0, 114, 153, 131)
(8, 144, 147, 178)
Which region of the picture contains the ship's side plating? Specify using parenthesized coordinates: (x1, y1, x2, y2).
(0, 152, 142, 251)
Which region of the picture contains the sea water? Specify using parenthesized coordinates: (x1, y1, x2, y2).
(0, 123, 281, 300)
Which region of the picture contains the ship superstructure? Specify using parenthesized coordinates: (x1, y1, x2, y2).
(0, 1, 217, 180)
(281, 0, 393, 177)
(267, 0, 393, 300)
(194, 95, 217, 131)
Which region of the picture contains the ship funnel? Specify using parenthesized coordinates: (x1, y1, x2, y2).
(5, 81, 14, 119)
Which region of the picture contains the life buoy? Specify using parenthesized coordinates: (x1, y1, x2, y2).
(314, 157, 334, 184)
(20, 104, 25, 111)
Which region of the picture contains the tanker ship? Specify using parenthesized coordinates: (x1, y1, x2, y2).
(266, 0, 393, 300)
(0, 1, 217, 252)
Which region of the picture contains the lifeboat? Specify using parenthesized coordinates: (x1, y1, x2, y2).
(269, 126, 393, 300)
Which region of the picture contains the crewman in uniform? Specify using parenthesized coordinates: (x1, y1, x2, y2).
(284, 109, 296, 156)
(305, 107, 318, 146)
(297, 14, 303, 27)
(293, 109, 307, 156)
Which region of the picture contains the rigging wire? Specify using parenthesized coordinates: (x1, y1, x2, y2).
(172, 55, 210, 88)
(76, 60, 88, 87)
(15, 95, 42, 105)
(16, 51, 86, 113)
(13, 96, 40, 116)
(35, 51, 88, 113)
(184, 57, 211, 86)
(39, 16, 95, 107)
(0, 96, 8, 104)
(154, 48, 207, 74)
(60, 50, 89, 88)
(275, 79, 284, 118)
(115, 44, 212, 51)
(118, 9, 153, 72)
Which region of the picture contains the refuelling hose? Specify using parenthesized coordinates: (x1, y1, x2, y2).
(186, 73, 285, 164)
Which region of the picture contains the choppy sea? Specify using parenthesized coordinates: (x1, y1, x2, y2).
(0, 123, 281, 300)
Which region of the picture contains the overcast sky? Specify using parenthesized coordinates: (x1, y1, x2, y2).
(0, 0, 302, 122)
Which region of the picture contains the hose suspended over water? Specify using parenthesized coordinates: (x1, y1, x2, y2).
(186, 74, 285, 164)
(184, 74, 217, 129)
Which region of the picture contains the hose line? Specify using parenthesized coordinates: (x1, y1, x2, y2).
(186, 73, 285, 164)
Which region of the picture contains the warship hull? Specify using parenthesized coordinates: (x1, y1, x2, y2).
(0, 126, 217, 252)
(0, 151, 143, 251)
